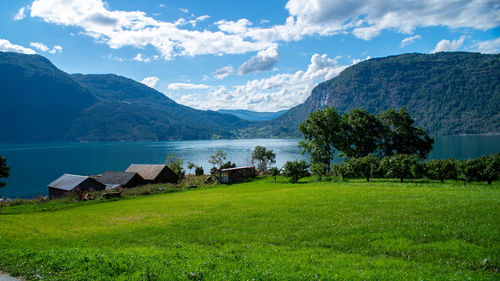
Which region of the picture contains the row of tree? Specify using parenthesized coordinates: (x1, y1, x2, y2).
(299, 107, 434, 170)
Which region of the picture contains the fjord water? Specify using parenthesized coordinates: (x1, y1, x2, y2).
(1, 136, 499, 198)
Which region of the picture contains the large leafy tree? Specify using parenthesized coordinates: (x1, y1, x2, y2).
(378, 107, 434, 159)
(282, 160, 310, 183)
(0, 156, 10, 188)
(340, 109, 386, 158)
(298, 107, 343, 170)
(251, 146, 276, 173)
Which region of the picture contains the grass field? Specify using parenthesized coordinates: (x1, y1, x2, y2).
(0, 178, 498, 280)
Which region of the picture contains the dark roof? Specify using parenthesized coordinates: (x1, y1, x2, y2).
(125, 164, 171, 181)
(221, 166, 255, 172)
(47, 174, 93, 191)
(97, 171, 141, 185)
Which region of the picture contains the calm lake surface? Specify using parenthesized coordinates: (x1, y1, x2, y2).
(1, 136, 499, 198)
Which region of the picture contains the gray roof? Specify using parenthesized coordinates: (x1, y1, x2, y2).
(125, 164, 170, 181)
(221, 166, 255, 172)
(47, 174, 90, 191)
(97, 171, 141, 185)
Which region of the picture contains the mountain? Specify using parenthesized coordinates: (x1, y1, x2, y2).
(253, 52, 500, 137)
(0, 52, 250, 143)
(216, 109, 287, 121)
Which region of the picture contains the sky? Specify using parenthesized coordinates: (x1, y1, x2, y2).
(1, 0, 499, 112)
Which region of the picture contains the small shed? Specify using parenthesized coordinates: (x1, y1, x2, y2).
(216, 166, 256, 184)
(48, 174, 106, 199)
(125, 164, 178, 184)
(95, 171, 146, 189)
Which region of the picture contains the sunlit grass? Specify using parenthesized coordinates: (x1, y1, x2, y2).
(0, 177, 498, 280)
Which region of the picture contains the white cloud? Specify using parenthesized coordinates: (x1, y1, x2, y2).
(431, 36, 466, 53)
(141, 76, 159, 88)
(30, 42, 63, 54)
(213, 66, 235, 80)
(29, 42, 49, 52)
(29, 0, 273, 59)
(168, 83, 210, 90)
(238, 46, 279, 74)
(132, 53, 150, 62)
(179, 8, 188, 13)
(14, 6, 28, 20)
(400, 34, 421, 48)
(177, 53, 363, 111)
(0, 39, 36, 54)
(472, 37, 500, 54)
(26, 0, 500, 59)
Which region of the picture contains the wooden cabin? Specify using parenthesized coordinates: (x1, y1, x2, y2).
(125, 164, 178, 184)
(215, 166, 256, 184)
(48, 174, 106, 199)
(95, 171, 146, 189)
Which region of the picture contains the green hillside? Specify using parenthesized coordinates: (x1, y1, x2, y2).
(252, 52, 500, 137)
(0, 178, 498, 280)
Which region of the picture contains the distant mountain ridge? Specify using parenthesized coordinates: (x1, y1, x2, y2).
(0, 52, 250, 143)
(252, 52, 500, 137)
(216, 109, 287, 121)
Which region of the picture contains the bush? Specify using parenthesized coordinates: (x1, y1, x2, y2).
(195, 166, 204, 176)
(380, 154, 419, 182)
(332, 162, 351, 181)
(282, 160, 310, 183)
(310, 163, 329, 180)
(348, 155, 380, 182)
(424, 159, 458, 182)
(268, 167, 280, 182)
(220, 161, 236, 169)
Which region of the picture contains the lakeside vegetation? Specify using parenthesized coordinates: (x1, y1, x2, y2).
(0, 177, 498, 280)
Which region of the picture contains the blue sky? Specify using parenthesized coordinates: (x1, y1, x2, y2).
(1, 0, 499, 112)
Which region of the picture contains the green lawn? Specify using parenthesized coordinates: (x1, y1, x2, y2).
(0, 178, 498, 280)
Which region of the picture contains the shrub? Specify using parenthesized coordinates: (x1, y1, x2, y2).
(268, 167, 280, 182)
(282, 160, 310, 183)
(348, 155, 380, 182)
(380, 154, 419, 182)
(310, 163, 329, 181)
(332, 162, 351, 181)
(195, 166, 204, 176)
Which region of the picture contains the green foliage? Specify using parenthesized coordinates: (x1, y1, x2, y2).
(298, 107, 341, 169)
(310, 163, 329, 180)
(479, 153, 500, 184)
(220, 161, 236, 169)
(458, 154, 500, 184)
(268, 167, 280, 182)
(331, 162, 352, 181)
(340, 109, 385, 158)
(282, 160, 310, 183)
(251, 146, 276, 173)
(424, 159, 458, 182)
(165, 154, 185, 181)
(348, 155, 380, 182)
(380, 154, 420, 182)
(0, 156, 9, 188)
(208, 150, 227, 169)
(187, 161, 196, 174)
(378, 108, 434, 159)
(195, 166, 204, 176)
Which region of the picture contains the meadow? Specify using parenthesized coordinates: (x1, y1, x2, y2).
(0, 177, 498, 280)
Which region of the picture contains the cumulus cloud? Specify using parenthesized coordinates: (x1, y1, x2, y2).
(238, 46, 279, 74)
(176, 53, 363, 111)
(472, 37, 500, 54)
(141, 76, 159, 88)
(0, 39, 36, 54)
(213, 66, 235, 80)
(28, 0, 273, 59)
(30, 42, 63, 54)
(168, 83, 210, 90)
(14, 6, 28, 20)
(400, 34, 421, 48)
(430, 36, 466, 53)
(132, 53, 150, 62)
